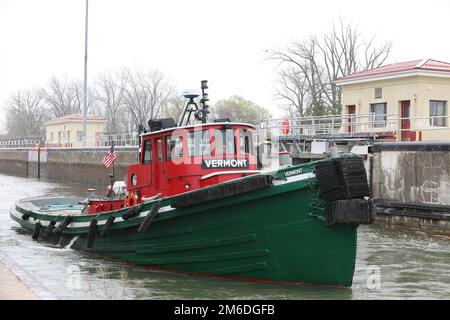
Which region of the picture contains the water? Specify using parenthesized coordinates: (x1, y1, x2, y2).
(0, 173, 448, 300)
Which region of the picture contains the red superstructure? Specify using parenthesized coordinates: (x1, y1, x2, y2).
(87, 81, 260, 213)
(127, 122, 257, 198)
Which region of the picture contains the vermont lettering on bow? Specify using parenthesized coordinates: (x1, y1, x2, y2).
(202, 159, 249, 169)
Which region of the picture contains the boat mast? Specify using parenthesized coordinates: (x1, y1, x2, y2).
(199, 80, 210, 123)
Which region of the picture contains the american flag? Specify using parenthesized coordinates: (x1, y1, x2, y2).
(102, 145, 117, 168)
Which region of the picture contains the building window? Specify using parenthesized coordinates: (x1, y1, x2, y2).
(67, 130, 70, 142)
(374, 88, 382, 99)
(76, 130, 83, 142)
(50, 132, 54, 142)
(429, 100, 446, 127)
(370, 103, 387, 128)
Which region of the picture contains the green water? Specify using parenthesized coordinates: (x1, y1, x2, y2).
(0, 173, 448, 299)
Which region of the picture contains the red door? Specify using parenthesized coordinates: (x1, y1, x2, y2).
(401, 101, 415, 141)
(347, 105, 356, 132)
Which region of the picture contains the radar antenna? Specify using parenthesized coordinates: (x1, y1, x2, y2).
(178, 80, 210, 126)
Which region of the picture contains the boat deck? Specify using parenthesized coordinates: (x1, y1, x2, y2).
(16, 196, 85, 216)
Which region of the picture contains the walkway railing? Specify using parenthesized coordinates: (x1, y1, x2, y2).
(260, 113, 450, 141)
(0, 138, 43, 148)
(95, 132, 140, 147)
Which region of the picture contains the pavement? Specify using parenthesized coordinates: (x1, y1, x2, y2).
(0, 262, 39, 299)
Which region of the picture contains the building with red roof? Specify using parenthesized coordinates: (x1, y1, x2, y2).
(335, 59, 450, 141)
(43, 114, 106, 147)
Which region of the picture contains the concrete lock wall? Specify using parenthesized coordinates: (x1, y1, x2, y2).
(46, 147, 138, 186)
(28, 149, 47, 179)
(0, 149, 29, 176)
(372, 142, 450, 205)
(0, 147, 139, 186)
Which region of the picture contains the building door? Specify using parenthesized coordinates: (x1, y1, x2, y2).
(401, 100, 415, 141)
(347, 105, 356, 132)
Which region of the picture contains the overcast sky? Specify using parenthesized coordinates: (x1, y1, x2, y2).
(1, 0, 450, 132)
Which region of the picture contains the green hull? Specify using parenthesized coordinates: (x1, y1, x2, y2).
(10, 160, 361, 287)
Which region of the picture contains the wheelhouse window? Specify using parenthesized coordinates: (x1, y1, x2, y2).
(142, 139, 152, 164)
(156, 139, 163, 162)
(165, 134, 183, 160)
(370, 103, 387, 128)
(215, 129, 235, 155)
(239, 129, 253, 154)
(187, 130, 211, 156)
(429, 100, 446, 127)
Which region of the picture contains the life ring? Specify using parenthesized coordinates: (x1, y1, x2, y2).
(282, 119, 290, 135)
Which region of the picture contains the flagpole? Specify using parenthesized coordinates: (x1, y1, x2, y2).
(103, 139, 117, 198)
(111, 139, 115, 187)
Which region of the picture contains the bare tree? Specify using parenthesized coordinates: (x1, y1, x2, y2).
(121, 68, 174, 131)
(95, 70, 128, 133)
(270, 19, 392, 116)
(42, 77, 98, 117)
(276, 69, 310, 117)
(5, 89, 48, 138)
(42, 77, 79, 117)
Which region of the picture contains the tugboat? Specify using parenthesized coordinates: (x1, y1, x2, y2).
(10, 80, 375, 287)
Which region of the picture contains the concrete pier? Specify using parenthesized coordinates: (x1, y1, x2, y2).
(371, 142, 450, 233)
(371, 142, 450, 205)
(0, 262, 38, 300)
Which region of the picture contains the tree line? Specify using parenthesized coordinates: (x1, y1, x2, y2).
(4, 67, 175, 138)
(3, 67, 272, 139)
